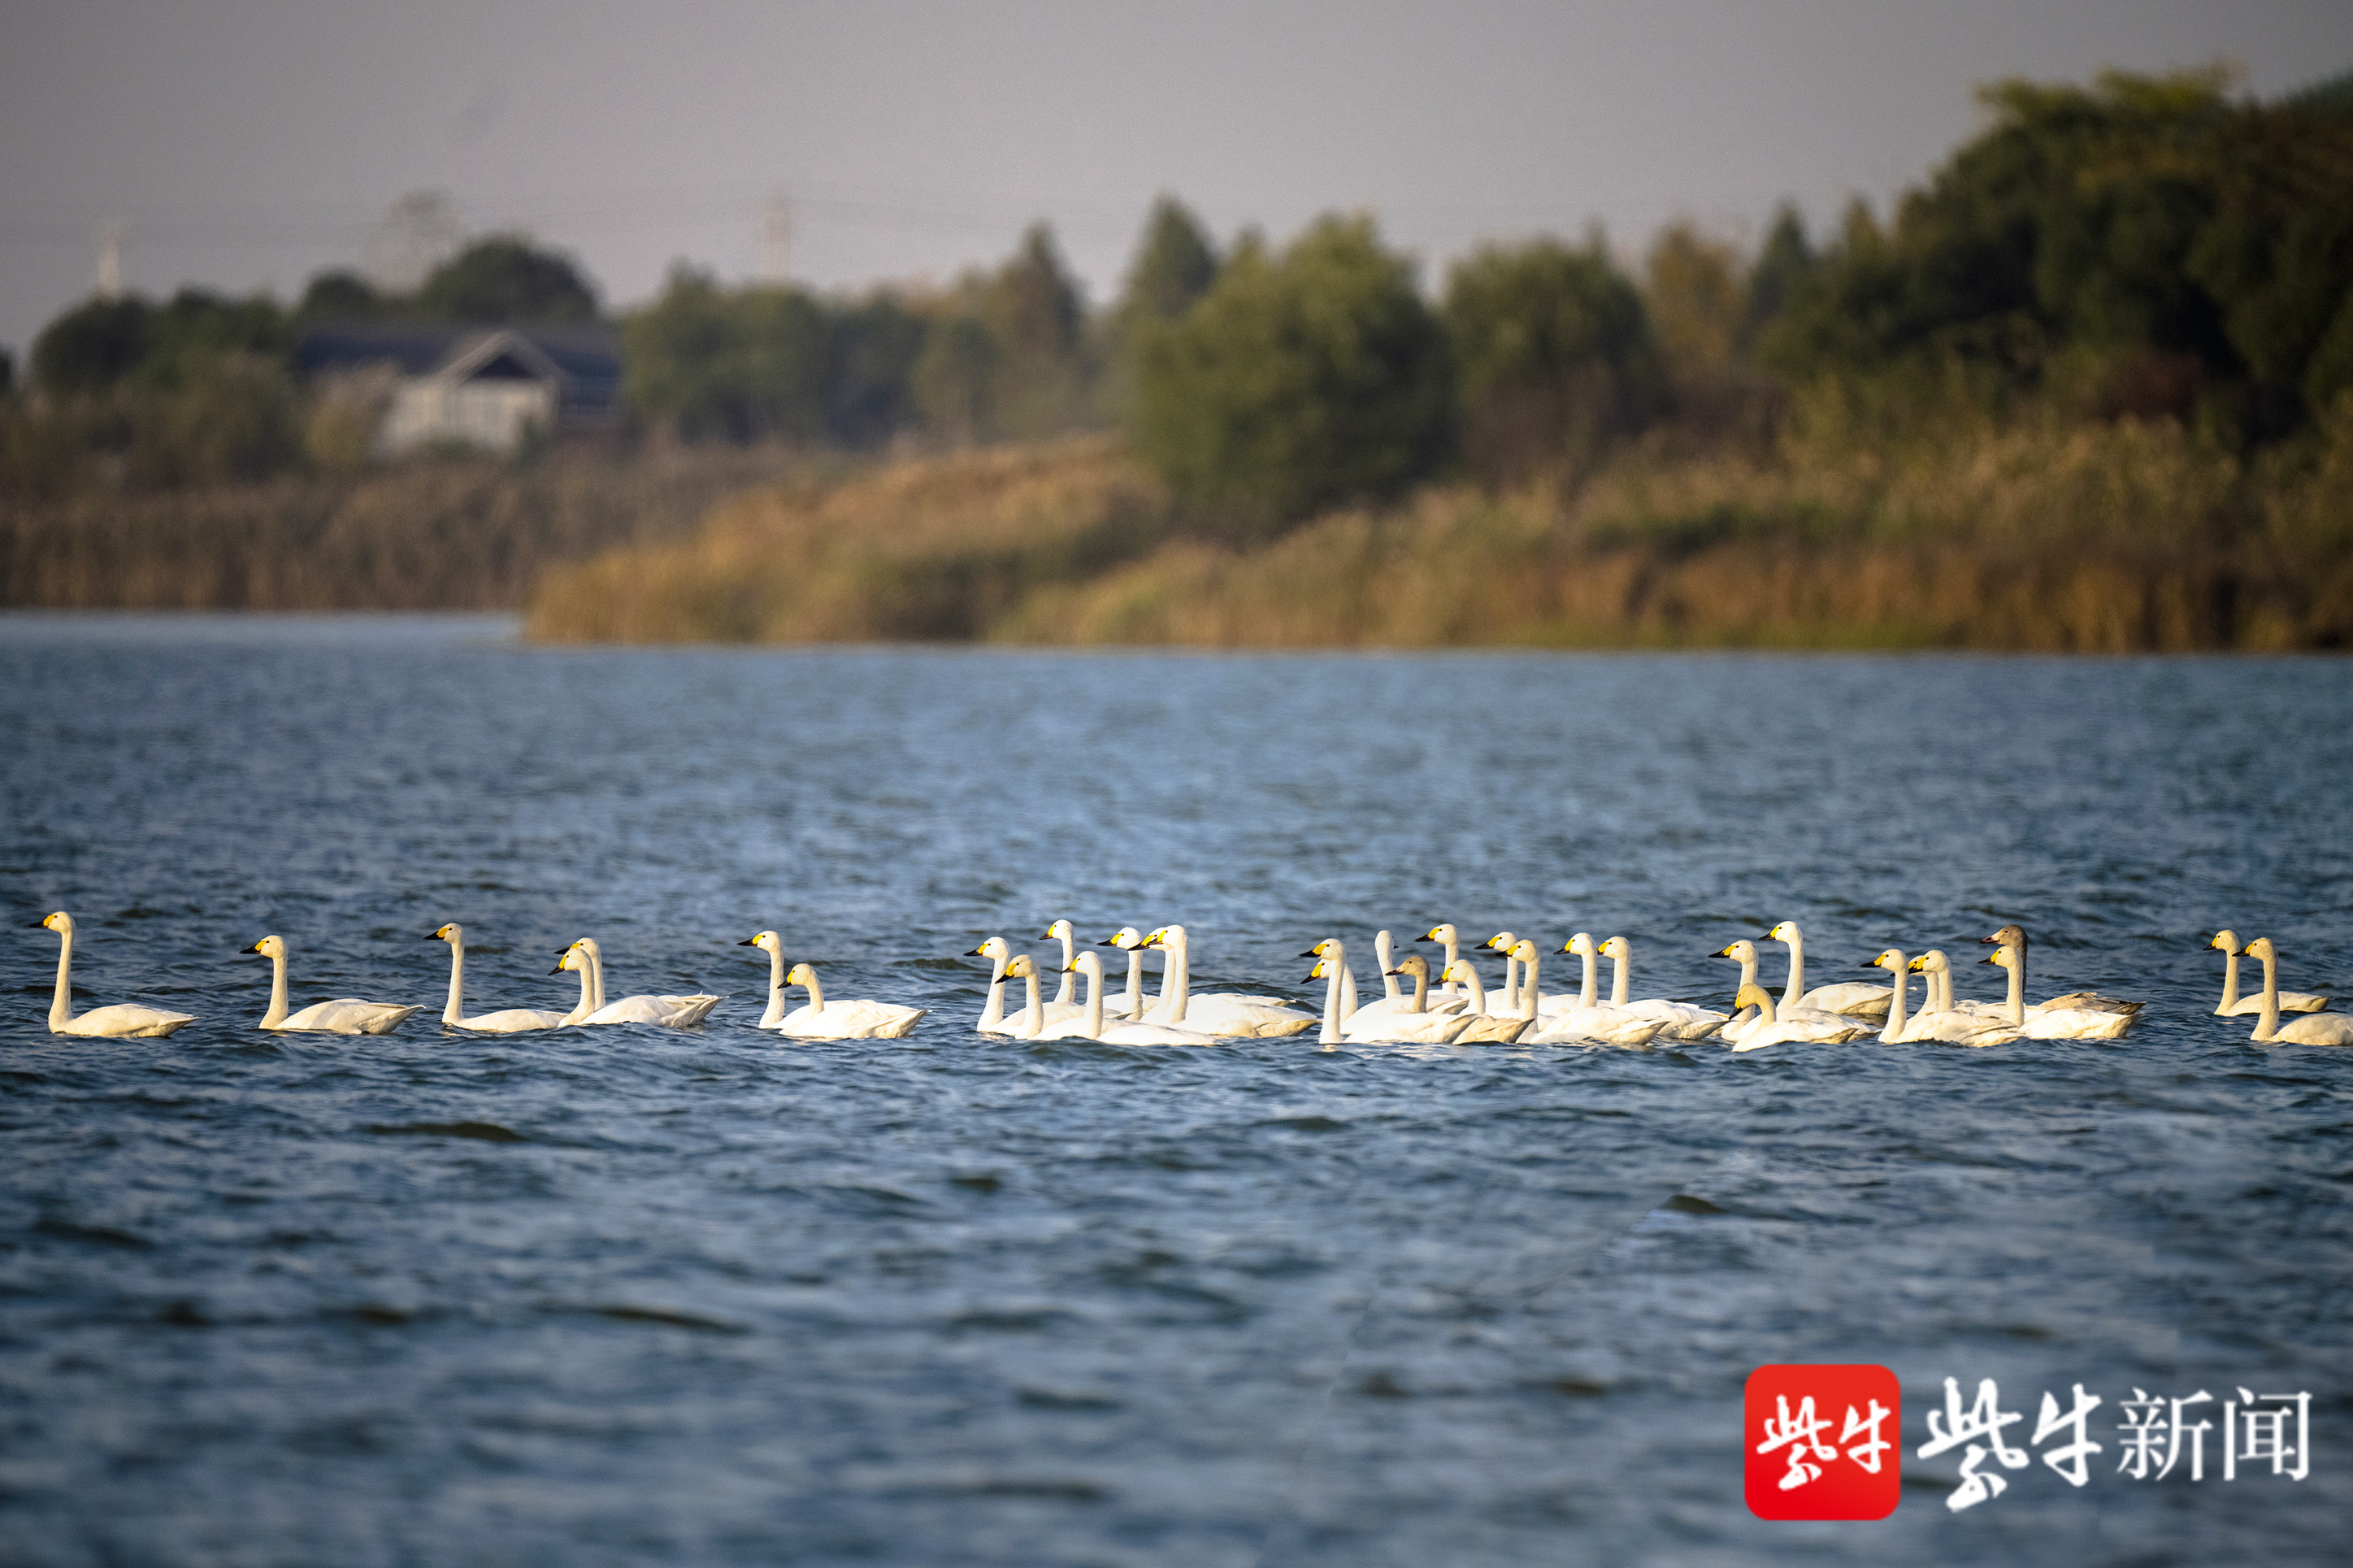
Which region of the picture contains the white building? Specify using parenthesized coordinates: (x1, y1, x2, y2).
(293, 324, 621, 456)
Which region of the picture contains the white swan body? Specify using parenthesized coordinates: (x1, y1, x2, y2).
(1715, 939, 1768, 1044)
(1977, 926, 2138, 1040)
(428, 923, 562, 1032)
(1140, 927, 1316, 1036)
(36, 911, 197, 1037)
(2241, 937, 2353, 1045)
(1344, 952, 1478, 1044)
(1524, 941, 1665, 1045)
(1300, 938, 1361, 1043)
(742, 930, 792, 1028)
(1435, 961, 1533, 1043)
(776, 961, 924, 1039)
(2209, 931, 2329, 1016)
(1764, 921, 1892, 1020)
(558, 937, 720, 1028)
(1898, 951, 2020, 1045)
(1600, 936, 1728, 1040)
(242, 934, 418, 1035)
(1044, 952, 1222, 1045)
(1727, 983, 1870, 1051)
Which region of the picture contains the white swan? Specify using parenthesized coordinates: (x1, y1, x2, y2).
(2208, 931, 2328, 1016)
(428, 923, 562, 1032)
(556, 937, 720, 1027)
(1300, 937, 1361, 1041)
(969, 936, 1016, 1033)
(1537, 936, 1669, 1044)
(1714, 939, 1770, 1044)
(1344, 952, 1478, 1044)
(1974, 927, 2138, 1040)
(241, 934, 418, 1035)
(1140, 927, 1316, 1036)
(1433, 960, 1533, 1043)
(1422, 923, 1465, 997)
(1344, 931, 1466, 1027)
(740, 931, 795, 1028)
(1727, 983, 1872, 1051)
(35, 911, 197, 1037)
(1763, 921, 1891, 1019)
(2240, 937, 2353, 1045)
(1095, 927, 1151, 1022)
(1043, 919, 1079, 1009)
(1523, 940, 1664, 1045)
(1896, 950, 2020, 1045)
(1486, 931, 1579, 1013)
(1597, 936, 1728, 1040)
(777, 961, 925, 1039)
(1044, 952, 1222, 1045)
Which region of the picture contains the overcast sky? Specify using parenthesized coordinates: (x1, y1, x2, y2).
(3, 0, 2351, 358)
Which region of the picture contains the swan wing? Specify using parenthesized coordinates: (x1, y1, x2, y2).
(457, 1008, 566, 1032)
(1622, 999, 1729, 1039)
(2271, 1012, 2353, 1046)
(276, 999, 418, 1035)
(1452, 1014, 1531, 1045)
(56, 1003, 198, 1038)
(584, 992, 719, 1027)
(2019, 1007, 2136, 1040)
(2223, 991, 2331, 1016)
(1098, 1022, 1222, 1046)
(1795, 982, 1892, 1019)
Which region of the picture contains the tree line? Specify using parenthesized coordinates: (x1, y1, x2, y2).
(7, 66, 2352, 532)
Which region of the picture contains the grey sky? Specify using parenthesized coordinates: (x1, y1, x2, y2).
(4, 1, 2351, 358)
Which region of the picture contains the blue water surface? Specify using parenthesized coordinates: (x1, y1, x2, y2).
(3, 612, 2351, 1566)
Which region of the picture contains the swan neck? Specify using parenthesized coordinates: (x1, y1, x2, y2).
(1083, 965, 1105, 1039)
(1755, 990, 1778, 1025)
(1879, 958, 1908, 1043)
(1053, 929, 1075, 1007)
(1520, 949, 1541, 1022)
(1578, 947, 1596, 1009)
(1780, 934, 1804, 1011)
(1022, 971, 1042, 1034)
(1122, 949, 1142, 1022)
(1319, 962, 1341, 1045)
(979, 949, 1006, 1031)
(1163, 937, 1188, 1024)
(1377, 932, 1399, 1001)
(802, 971, 826, 1014)
(2255, 951, 2280, 1040)
(2004, 945, 2025, 1027)
(562, 963, 594, 1026)
(1408, 967, 1427, 1014)
(50, 926, 73, 1030)
(1609, 945, 1630, 1007)
(443, 938, 466, 1024)
(1337, 960, 1357, 1024)
(263, 949, 290, 1029)
(1461, 966, 1487, 1014)
(760, 946, 787, 1029)
(2219, 949, 2242, 1011)
(1500, 950, 1518, 1012)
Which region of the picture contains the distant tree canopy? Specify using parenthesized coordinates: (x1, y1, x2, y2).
(1760, 67, 2353, 435)
(1120, 197, 1220, 326)
(415, 237, 601, 324)
(1132, 215, 1452, 531)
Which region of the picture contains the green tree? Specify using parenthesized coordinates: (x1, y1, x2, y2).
(621, 267, 829, 443)
(1443, 235, 1659, 482)
(910, 313, 999, 445)
(982, 224, 1089, 439)
(33, 297, 156, 393)
(297, 269, 397, 321)
(1134, 215, 1452, 532)
(417, 237, 600, 324)
(1120, 196, 1219, 324)
(1740, 204, 1815, 349)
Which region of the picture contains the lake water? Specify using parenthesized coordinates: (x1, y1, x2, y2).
(4, 613, 2351, 1566)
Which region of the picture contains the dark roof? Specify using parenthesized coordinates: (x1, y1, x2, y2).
(293, 321, 621, 411)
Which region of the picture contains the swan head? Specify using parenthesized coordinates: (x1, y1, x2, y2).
(1912, 949, 1949, 974)
(1304, 956, 1333, 983)
(784, 962, 819, 990)
(37, 911, 72, 936)
(1733, 982, 1773, 1011)
(1068, 949, 1102, 977)
(426, 923, 462, 944)
(1981, 924, 2026, 949)
(1044, 919, 1074, 942)
(2208, 930, 2241, 954)
(1509, 939, 1539, 962)
(1422, 923, 1458, 945)
(1564, 932, 1595, 957)
(1867, 949, 1906, 974)
(1765, 921, 1800, 945)
(1439, 960, 1474, 985)
(1600, 936, 1630, 960)
(1715, 939, 1756, 963)
(2242, 936, 2279, 963)
(740, 931, 784, 954)
(1143, 926, 1183, 950)
(1097, 927, 1144, 949)
(1484, 932, 1518, 954)
(1003, 953, 1037, 980)
(1387, 953, 1430, 980)
(1299, 936, 1343, 958)
(966, 935, 1010, 963)
(1982, 946, 2017, 971)
(554, 945, 588, 975)
(558, 936, 602, 961)
(243, 934, 288, 959)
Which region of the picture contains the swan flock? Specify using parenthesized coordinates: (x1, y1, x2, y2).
(27, 911, 2341, 1048)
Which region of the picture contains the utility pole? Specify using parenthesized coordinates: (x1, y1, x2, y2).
(759, 193, 791, 285)
(95, 220, 124, 298)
